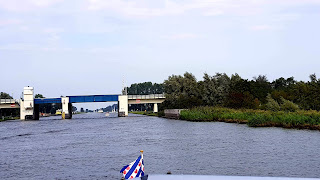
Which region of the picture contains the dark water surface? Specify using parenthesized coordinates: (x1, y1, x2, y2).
(1, 113, 320, 179)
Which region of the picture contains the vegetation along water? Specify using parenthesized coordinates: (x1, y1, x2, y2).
(180, 107, 320, 130)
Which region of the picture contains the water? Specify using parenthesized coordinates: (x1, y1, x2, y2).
(1, 113, 320, 179)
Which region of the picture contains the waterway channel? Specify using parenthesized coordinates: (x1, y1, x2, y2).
(0, 113, 320, 179)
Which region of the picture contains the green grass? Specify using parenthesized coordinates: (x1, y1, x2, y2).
(130, 111, 158, 117)
(180, 107, 320, 130)
(0, 116, 20, 121)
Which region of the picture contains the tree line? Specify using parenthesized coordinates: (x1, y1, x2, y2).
(126, 82, 164, 95)
(162, 72, 320, 111)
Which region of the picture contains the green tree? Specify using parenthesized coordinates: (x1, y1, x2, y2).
(250, 75, 272, 103)
(280, 97, 299, 112)
(0, 92, 13, 99)
(35, 94, 44, 98)
(127, 82, 164, 95)
(265, 94, 280, 111)
(163, 72, 202, 108)
(200, 73, 230, 106)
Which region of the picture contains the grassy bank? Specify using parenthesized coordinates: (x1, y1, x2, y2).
(130, 111, 158, 116)
(0, 116, 20, 122)
(180, 107, 320, 130)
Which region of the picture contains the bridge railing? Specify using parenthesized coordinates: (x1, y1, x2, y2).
(0, 99, 18, 104)
(128, 94, 165, 100)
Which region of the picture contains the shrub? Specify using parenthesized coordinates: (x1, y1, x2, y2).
(280, 97, 299, 112)
(265, 94, 280, 111)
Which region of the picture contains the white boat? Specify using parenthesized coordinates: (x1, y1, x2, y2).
(98, 109, 103, 113)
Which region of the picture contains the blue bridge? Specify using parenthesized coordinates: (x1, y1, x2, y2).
(20, 87, 165, 120)
(34, 95, 119, 104)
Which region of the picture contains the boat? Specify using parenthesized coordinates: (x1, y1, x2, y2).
(98, 109, 103, 113)
(55, 109, 62, 115)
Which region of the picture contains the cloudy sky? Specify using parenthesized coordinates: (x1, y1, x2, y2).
(1, 0, 320, 109)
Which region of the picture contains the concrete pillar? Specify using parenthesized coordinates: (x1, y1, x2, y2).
(61, 97, 72, 119)
(68, 103, 73, 119)
(33, 104, 39, 120)
(153, 103, 158, 113)
(20, 87, 35, 120)
(118, 95, 128, 117)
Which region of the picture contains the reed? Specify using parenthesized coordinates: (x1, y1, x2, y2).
(180, 107, 320, 130)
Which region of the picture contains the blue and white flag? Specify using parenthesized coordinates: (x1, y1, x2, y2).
(120, 152, 145, 179)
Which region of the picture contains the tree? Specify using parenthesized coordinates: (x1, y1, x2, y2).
(280, 97, 299, 112)
(127, 82, 164, 95)
(309, 73, 317, 83)
(251, 75, 272, 103)
(163, 72, 202, 108)
(265, 94, 280, 111)
(0, 92, 13, 99)
(200, 73, 230, 106)
(35, 94, 44, 98)
(72, 106, 77, 112)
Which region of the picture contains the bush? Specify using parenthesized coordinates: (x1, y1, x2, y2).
(179, 106, 320, 130)
(280, 97, 299, 112)
(265, 94, 280, 111)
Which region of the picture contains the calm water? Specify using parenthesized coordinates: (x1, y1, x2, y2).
(0, 113, 320, 179)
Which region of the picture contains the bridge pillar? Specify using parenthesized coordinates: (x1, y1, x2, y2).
(118, 95, 128, 117)
(61, 97, 72, 119)
(33, 104, 39, 120)
(153, 103, 158, 113)
(20, 87, 35, 120)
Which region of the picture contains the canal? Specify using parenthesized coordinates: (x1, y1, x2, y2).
(0, 113, 320, 179)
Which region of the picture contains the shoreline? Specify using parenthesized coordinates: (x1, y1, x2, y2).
(179, 107, 320, 131)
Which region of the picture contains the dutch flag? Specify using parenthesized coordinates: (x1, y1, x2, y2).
(120, 151, 145, 179)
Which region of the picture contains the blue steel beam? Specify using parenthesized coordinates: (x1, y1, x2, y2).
(34, 98, 62, 104)
(68, 95, 119, 103)
(34, 95, 119, 104)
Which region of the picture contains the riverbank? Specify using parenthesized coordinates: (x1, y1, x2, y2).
(130, 111, 158, 116)
(180, 107, 320, 130)
(0, 116, 20, 122)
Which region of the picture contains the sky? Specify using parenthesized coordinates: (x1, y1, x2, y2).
(1, 0, 320, 109)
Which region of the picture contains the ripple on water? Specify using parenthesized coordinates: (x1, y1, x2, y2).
(0, 113, 320, 179)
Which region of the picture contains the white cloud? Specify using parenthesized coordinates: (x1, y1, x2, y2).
(161, 33, 202, 40)
(0, 43, 74, 52)
(43, 27, 64, 34)
(250, 25, 277, 31)
(47, 34, 61, 42)
(0, 19, 21, 26)
(0, 0, 63, 12)
(0, 43, 37, 51)
(203, 10, 224, 16)
(85, 0, 320, 19)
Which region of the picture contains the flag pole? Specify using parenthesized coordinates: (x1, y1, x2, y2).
(140, 150, 143, 158)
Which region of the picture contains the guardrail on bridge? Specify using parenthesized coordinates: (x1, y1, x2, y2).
(127, 94, 165, 100)
(0, 99, 19, 104)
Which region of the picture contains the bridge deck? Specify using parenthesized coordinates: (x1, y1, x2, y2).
(33, 94, 164, 104)
(128, 94, 165, 100)
(68, 95, 119, 103)
(0, 99, 19, 104)
(34, 98, 61, 104)
(34, 95, 119, 104)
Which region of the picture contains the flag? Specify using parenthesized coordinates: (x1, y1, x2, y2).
(120, 152, 145, 179)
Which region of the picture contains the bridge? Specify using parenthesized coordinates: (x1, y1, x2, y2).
(0, 99, 20, 109)
(17, 87, 165, 120)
